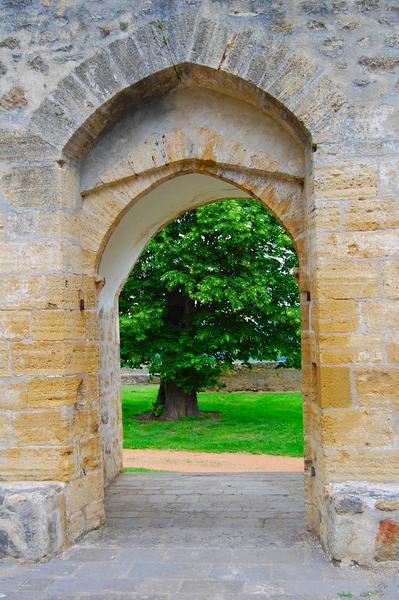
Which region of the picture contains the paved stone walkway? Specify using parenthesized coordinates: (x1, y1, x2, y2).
(0, 473, 398, 599)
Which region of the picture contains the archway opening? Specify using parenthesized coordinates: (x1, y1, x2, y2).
(118, 194, 302, 473)
(97, 170, 310, 513)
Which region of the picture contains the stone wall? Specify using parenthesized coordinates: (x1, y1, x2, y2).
(211, 363, 301, 392)
(121, 363, 301, 392)
(0, 0, 398, 566)
(121, 368, 160, 386)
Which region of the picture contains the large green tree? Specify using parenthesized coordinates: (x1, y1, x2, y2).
(119, 199, 300, 420)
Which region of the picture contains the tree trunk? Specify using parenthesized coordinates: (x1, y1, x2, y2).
(152, 380, 201, 420)
(149, 288, 201, 420)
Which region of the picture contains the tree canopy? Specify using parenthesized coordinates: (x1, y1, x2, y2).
(119, 198, 300, 417)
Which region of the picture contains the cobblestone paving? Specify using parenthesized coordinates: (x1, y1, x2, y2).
(0, 473, 398, 599)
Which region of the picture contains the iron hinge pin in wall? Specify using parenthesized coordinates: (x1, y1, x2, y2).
(80, 299, 85, 311)
(306, 291, 311, 302)
(311, 466, 316, 477)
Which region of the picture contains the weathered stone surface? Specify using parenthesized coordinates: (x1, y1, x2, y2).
(317, 366, 352, 408)
(376, 499, 399, 512)
(0, 447, 75, 481)
(359, 56, 399, 72)
(29, 97, 80, 149)
(334, 493, 365, 515)
(319, 37, 344, 57)
(0, 86, 26, 112)
(375, 519, 399, 561)
(1, 163, 78, 209)
(0, 130, 56, 161)
(108, 36, 149, 85)
(323, 482, 399, 565)
(0, 482, 65, 560)
(189, 17, 232, 69)
(74, 49, 123, 103)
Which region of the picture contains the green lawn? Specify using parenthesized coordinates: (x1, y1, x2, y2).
(122, 385, 303, 457)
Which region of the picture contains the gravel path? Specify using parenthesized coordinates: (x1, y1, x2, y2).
(123, 449, 304, 472)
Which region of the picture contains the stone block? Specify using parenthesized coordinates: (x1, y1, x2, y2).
(0, 412, 12, 446)
(25, 375, 82, 409)
(83, 498, 105, 530)
(376, 499, 399, 512)
(64, 340, 98, 374)
(319, 334, 385, 365)
(363, 301, 399, 332)
(334, 494, 365, 515)
(356, 369, 399, 409)
(0, 380, 26, 409)
(388, 336, 399, 363)
(67, 509, 86, 543)
(321, 448, 399, 483)
(1, 164, 77, 210)
(345, 200, 399, 231)
(46, 275, 98, 310)
(267, 54, 317, 106)
(79, 436, 101, 471)
(108, 36, 149, 85)
(0, 311, 30, 341)
(13, 410, 73, 446)
(0, 482, 66, 560)
(248, 39, 289, 90)
(0, 86, 27, 111)
(313, 161, 377, 200)
(311, 201, 341, 231)
(50, 73, 98, 128)
(320, 409, 391, 447)
(0, 447, 75, 481)
(315, 261, 379, 299)
(80, 189, 127, 251)
(11, 341, 66, 375)
(318, 366, 352, 408)
(162, 129, 187, 164)
(189, 17, 232, 69)
(382, 260, 399, 299)
(313, 299, 358, 333)
(65, 470, 103, 514)
(166, 12, 206, 65)
(317, 232, 399, 259)
(375, 519, 399, 561)
(0, 341, 9, 376)
(0, 276, 47, 309)
(73, 404, 90, 437)
(74, 49, 123, 104)
(131, 22, 173, 74)
(289, 74, 345, 131)
(0, 130, 56, 162)
(219, 29, 259, 78)
(11, 340, 98, 376)
(35, 212, 79, 239)
(379, 158, 399, 197)
(30, 97, 79, 149)
(322, 482, 399, 566)
(32, 310, 97, 341)
(0, 240, 81, 274)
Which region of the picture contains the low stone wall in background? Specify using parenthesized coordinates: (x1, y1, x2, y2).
(121, 368, 160, 386)
(121, 362, 301, 392)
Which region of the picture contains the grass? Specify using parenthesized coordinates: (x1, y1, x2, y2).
(123, 467, 168, 472)
(122, 385, 303, 457)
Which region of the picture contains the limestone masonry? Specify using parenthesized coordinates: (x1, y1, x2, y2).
(0, 0, 398, 566)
